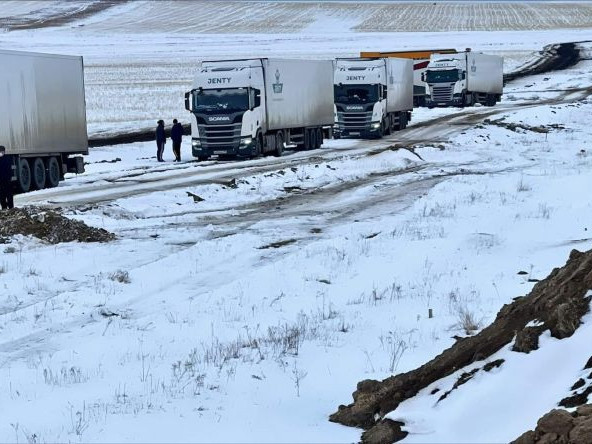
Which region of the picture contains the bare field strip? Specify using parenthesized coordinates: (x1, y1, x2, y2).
(74, 1, 592, 34)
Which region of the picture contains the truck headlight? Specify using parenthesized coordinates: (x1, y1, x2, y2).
(371, 122, 381, 129)
(192, 139, 201, 148)
(239, 137, 253, 147)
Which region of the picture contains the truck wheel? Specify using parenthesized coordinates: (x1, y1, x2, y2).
(316, 128, 323, 148)
(46, 157, 60, 188)
(32, 157, 46, 190)
(18, 158, 32, 193)
(252, 135, 262, 158)
(198, 155, 209, 162)
(274, 132, 284, 157)
(385, 117, 392, 135)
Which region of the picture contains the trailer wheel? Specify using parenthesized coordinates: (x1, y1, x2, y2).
(31, 157, 46, 190)
(18, 158, 32, 193)
(46, 157, 60, 188)
(274, 132, 284, 157)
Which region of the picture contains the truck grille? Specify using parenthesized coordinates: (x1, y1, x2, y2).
(431, 85, 453, 103)
(197, 123, 242, 149)
(337, 111, 373, 130)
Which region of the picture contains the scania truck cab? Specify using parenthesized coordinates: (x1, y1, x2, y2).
(424, 51, 503, 108)
(185, 60, 264, 160)
(333, 58, 413, 139)
(185, 58, 334, 160)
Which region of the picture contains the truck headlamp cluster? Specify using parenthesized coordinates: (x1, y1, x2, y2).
(239, 137, 254, 147)
(192, 139, 201, 148)
(371, 122, 381, 129)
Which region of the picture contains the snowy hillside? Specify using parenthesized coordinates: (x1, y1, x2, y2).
(0, 2, 591, 443)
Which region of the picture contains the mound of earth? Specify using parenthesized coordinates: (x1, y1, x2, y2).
(513, 405, 592, 444)
(330, 249, 592, 443)
(0, 207, 115, 244)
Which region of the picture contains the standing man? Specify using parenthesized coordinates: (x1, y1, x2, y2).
(0, 146, 14, 210)
(155, 120, 166, 162)
(171, 119, 183, 162)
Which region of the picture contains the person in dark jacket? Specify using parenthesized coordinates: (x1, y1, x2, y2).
(171, 119, 183, 162)
(155, 120, 166, 162)
(0, 146, 14, 210)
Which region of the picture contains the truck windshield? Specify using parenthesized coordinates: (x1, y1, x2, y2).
(334, 85, 379, 104)
(193, 88, 249, 113)
(426, 69, 460, 83)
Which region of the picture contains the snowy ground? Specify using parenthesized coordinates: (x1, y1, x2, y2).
(1, 47, 591, 442)
(1, 3, 592, 443)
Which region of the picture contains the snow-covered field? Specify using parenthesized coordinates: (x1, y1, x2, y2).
(1, 2, 592, 443)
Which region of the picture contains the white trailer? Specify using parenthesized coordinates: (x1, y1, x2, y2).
(333, 58, 413, 139)
(0, 49, 88, 193)
(184, 58, 334, 160)
(424, 51, 503, 108)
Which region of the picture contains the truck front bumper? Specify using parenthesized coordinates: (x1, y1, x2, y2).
(426, 93, 464, 108)
(192, 137, 256, 158)
(333, 122, 381, 139)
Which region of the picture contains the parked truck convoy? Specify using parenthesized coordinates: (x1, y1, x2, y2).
(184, 58, 334, 160)
(333, 58, 413, 139)
(360, 49, 457, 107)
(0, 49, 88, 194)
(424, 50, 504, 108)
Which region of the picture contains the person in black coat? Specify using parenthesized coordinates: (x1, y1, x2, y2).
(155, 120, 166, 162)
(171, 119, 183, 162)
(0, 146, 14, 210)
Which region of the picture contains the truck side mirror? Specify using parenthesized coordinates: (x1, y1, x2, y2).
(184, 92, 191, 111)
(421, 72, 426, 82)
(382, 85, 387, 98)
(254, 93, 261, 108)
(461, 71, 466, 80)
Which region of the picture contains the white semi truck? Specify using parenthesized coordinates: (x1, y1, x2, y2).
(0, 49, 88, 193)
(333, 58, 413, 139)
(184, 58, 334, 160)
(360, 49, 457, 107)
(424, 50, 503, 108)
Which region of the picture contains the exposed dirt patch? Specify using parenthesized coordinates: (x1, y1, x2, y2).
(257, 239, 297, 250)
(512, 405, 592, 444)
(0, 207, 115, 244)
(484, 118, 565, 134)
(330, 249, 592, 443)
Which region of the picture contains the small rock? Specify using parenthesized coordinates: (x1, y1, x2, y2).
(511, 430, 535, 444)
(513, 327, 543, 353)
(571, 379, 586, 391)
(569, 417, 592, 444)
(537, 409, 574, 436)
(361, 419, 408, 444)
(576, 405, 592, 417)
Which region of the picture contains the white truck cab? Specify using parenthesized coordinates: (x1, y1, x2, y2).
(333, 58, 413, 139)
(424, 51, 503, 108)
(185, 58, 334, 160)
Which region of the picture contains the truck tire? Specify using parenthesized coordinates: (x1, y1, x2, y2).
(198, 155, 209, 162)
(252, 135, 262, 158)
(274, 132, 284, 157)
(46, 156, 60, 188)
(32, 157, 46, 190)
(18, 158, 31, 193)
(486, 94, 496, 107)
(316, 128, 323, 148)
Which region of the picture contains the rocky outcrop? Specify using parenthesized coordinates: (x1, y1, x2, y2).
(330, 249, 592, 443)
(512, 406, 592, 444)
